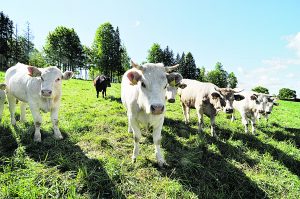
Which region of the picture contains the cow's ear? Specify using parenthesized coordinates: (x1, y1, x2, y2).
(250, 94, 258, 100)
(234, 94, 245, 101)
(28, 66, 42, 77)
(62, 71, 73, 80)
(211, 92, 221, 99)
(127, 71, 141, 85)
(0, 83, 6, 90)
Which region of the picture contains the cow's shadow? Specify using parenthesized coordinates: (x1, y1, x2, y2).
(0, 124, 18, 158)
(18, 127, 125, 198)
(160, 118, 266, 198)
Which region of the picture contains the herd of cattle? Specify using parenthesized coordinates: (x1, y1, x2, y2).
(0, 62, 278, 167)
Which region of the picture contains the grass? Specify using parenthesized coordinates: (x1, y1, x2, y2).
(0, 71, 300, 198)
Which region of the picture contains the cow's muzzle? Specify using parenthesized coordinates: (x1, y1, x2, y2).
(150, 104, 164, 115)
(168, 98, 175, 103)
(266, 111, 271, 114)
(258, 110, 264, 114)
(225, 108, 233, 114)
(41, 90, 52, 97)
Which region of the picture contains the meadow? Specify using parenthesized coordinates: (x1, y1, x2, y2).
(0, 71, 300, 198)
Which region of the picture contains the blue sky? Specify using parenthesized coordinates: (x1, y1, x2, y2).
(2, 0, 300, 95)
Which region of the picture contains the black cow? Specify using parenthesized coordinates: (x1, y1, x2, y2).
(93, 75, 111, 98)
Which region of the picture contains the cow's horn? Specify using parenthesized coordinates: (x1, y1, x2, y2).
(233, 88, 244, 93)
(165, 64, 179, 72)
(131, 60, 143, 70)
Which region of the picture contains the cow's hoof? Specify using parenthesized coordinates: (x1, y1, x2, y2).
(34, 137, 42, 142)
(132, 157, 137, 163)
(54, 134, 63, 140)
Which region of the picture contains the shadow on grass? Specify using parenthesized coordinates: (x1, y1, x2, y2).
(161, 118, 266, 198)
(107, 95, 122, 103)
(17, 126, 125, 198)
(0, 124, 18, 158)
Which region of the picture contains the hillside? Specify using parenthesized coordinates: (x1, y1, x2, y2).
(0, 72, 300, 198)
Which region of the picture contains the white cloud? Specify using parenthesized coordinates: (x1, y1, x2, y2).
(134, 20, 140, 27)
(286, 32, 300, 57)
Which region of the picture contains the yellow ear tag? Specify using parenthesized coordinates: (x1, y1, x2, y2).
(170, 80, 176, 87)
(131, 79, 138, 85)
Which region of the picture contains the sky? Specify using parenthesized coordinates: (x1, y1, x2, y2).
(2, 0, 300, 95)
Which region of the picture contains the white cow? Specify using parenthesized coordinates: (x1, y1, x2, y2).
(178, 79, 245, 137)
(5, 63, 73, 142)
(231, 91, 271, 134)
(121, 61, 180, 167)
(0, 83, 6, 122)
(256, 96, 279, 122)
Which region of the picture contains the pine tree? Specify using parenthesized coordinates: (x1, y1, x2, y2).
(147, 43, 164, 63)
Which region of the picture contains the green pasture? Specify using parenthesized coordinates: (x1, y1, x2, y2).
(0, 72, 299, 198)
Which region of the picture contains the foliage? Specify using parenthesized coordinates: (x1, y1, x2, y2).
(92, 22, 122, 80)
(252, 86, 269, 94)
(29, 49, 47, 67)
(44, 26, 84, 71)
(198, 66, 207, 82)
(0, 11, 14, 69)
(147, 43, 164, 63)
(0, 72, 300, 198)
(206, 62, 229, 88)
(278, 88, 296, 99)
(227, 72, 238, 88)
(184, 52, 197, 79)
(162, 46, 175, 66)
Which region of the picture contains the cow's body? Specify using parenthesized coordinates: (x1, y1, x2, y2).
(121, 61, 179, 167)
(178, 79, 244, 137)
(94, 75, 111, 98)
(5, 63, 73, 142)
(0, 84, 6, 122)
(231, 91, 271, 134)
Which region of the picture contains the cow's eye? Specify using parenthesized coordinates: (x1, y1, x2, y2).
(41, 77, 44, 81)
(141, 82, 146, 88)
(164, 84, 167, 89)
(56, 78, 61, 82)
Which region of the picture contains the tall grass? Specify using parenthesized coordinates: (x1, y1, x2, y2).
(0, 73, 299, 198)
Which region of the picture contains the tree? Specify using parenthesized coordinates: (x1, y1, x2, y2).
(252, 86, 269, 94)
(92, 22, 122, 79)
(184, 52, 197, 79)
(44, 26, 83, 71)
(29, 49, 47, 67)
(162, 46, 175, 66)
(227, 72, 238, 88)
(278, 88, 296, 99)
(178, 52, 186, 77)
(147, 43, 164, 63)
(206, 62, 228, 88)
(0, 11, 14, 69)
(23, 21, 34, 64)
(198, 66, 206, 82)
(120, 45, 130, 72)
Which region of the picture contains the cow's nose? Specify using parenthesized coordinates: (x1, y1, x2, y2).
(150, 104, 164, 115)
(225, 108, 233, 114)
(41, 90, 52, 96)
(258, 110, 264, 114)
(266, 111, 271, 114)
(168, 98, 175, 103)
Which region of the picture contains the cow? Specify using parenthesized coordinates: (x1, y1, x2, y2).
(121, 61, 181, 167)
(165, 72, 187, 103)
(256, 96, 279, 122)
(5, 63, 73, 142)
(231, 91, 272, 134)
(178, 79, 245, 137)
(0, 83, 6, 122)
(93, 75, 111, 98)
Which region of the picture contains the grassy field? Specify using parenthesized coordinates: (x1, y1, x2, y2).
(0, 71, 300, 198)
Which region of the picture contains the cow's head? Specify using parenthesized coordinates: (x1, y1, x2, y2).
(0, 83, 6, 90)
(126, 61, 179, 115)
(214, 87, 245, 114)
(265, 96, 279, 114)
(28, 66, 73, 98)
(105, 76, 111, 87)
(165, 72, 186, 103)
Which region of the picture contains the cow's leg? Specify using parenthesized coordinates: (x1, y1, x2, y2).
(231, 112, 235, 122)
(127, 118, 133, 133)
(7, 94, 16, 125)
(210, 115, 217, 137)
(241, 114, 249, 134)
(153, 121, 166, 167)
(250, 116, 256, 135)
(29, 104, 42, 142)
(0, 100, 4, 122)
(129, 117, 141, 163)
(104, 88, 107, 97)
(96, 90, 99, 98)
(20, 102, 27, 122)
(196, 107, 204, 133)
(181, 103, 188, 124)
(51, 107, 63, 140)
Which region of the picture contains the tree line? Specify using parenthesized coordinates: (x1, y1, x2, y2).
(0, 11, 297, 97)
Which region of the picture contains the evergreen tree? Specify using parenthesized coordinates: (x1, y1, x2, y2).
(184, 52, 197, 79)
(162, 46, 175, 66)
(147, 43, 164, 63)
(0, 11, 14, 69)
(198, 66, 206, 82)
(178, 52, 186, 77)
(227, 72, 238, 88)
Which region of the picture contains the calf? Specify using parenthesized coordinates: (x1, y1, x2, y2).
(94, 75, 111, 98)
(5, 63, 73, 142)
(121, 61, 180, 167)
(178, 79, 244, 137)
(0, 83, 6, 122)
(231, 91, 271, 134)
